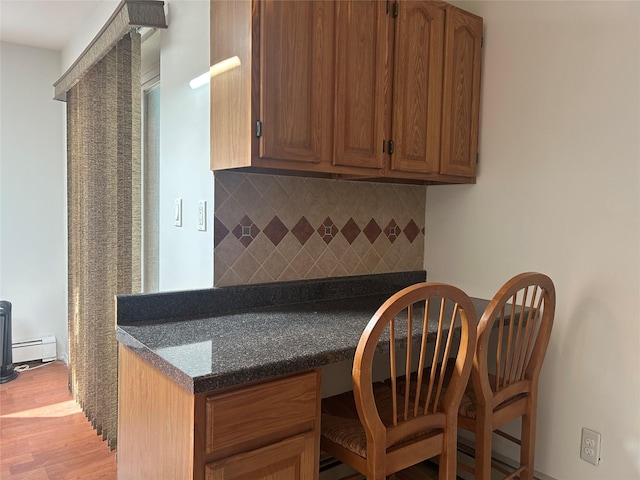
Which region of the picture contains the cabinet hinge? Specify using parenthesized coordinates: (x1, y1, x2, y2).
(388, 140, 394, 155)
(256, 120, 263, 138)
(476, 152, 479, 164)
(392, 1, 399, 18)
(481, 36, 484, 48)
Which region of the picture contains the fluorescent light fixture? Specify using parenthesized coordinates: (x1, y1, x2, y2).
(189, 56, 242, 89)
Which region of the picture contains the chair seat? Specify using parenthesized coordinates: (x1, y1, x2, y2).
(321, 382, 441, 458)
(322, 382, 397, 458)
(457, 375, 529, 421)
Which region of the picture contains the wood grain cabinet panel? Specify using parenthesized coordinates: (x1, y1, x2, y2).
(205, 432, 316, 480)
(211, 0, 338, 174)
(440, 4, 483, 177)
(117, 345, 321, 480)
(388, 1, 483, 182)
(333, 0, 388, 171)
(205, 371, 318, 459)
(210, 0, 252, 171)
(259, 0, 334, 166)
(117, 344, 195, 480)
(210, 0, 483, 184)
(390, 1, 445, 175)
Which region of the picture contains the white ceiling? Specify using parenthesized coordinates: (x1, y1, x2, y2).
(0, 0, 104, 51)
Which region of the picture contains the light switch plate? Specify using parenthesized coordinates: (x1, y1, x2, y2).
(174, 198, 182, 227)
(197, 200, 206, 231)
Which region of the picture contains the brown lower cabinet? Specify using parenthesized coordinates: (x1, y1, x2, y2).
(205, 432, 317, 479)
(117, 345, 321, 480)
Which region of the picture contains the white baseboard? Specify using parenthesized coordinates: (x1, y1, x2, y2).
(12, 336, 57, 363)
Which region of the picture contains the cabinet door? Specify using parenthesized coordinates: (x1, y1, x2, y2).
(390, 1, 446, 174)
(210, 0, 252, 170)
(259, 0, 334, 165)
(205, 432, 317, 480)
(333, 0, 388, 170)
(440, 6, 482, 177)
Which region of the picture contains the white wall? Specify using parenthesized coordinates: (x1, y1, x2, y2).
(426, 2, 640, 479)
(61, 0, 120, 72)
(0, 42, 67, 359)
(158, 0, 213, 291)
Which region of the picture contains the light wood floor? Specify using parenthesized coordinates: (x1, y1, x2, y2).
(0, 361, 117, 480)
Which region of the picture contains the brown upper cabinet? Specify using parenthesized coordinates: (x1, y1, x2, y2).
(210, 0, 483, 185)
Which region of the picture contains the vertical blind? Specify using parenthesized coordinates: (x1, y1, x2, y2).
(66, 32, 141, 449)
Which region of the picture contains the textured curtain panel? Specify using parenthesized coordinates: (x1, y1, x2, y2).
(67, 32, 141, 450)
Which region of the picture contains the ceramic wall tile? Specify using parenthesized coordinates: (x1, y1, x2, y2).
(213, 171, 425, 286)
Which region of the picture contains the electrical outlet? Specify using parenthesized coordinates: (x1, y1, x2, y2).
(580, 427, 601, 466)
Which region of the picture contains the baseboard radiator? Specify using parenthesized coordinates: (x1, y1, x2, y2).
(12, 336, 57, 363)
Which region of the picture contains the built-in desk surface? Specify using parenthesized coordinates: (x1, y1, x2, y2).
(116, 271, 489, 394)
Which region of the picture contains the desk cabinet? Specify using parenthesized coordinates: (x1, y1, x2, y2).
(210, 0, 483, 185)
(117, 345, 321, 480)
(205, 432, 316, 480)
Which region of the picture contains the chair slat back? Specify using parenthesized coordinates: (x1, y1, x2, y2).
(475, 273, 556, 402)
(353, 283, 477, 445)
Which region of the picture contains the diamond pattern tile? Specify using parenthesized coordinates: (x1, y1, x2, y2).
(214, 217, 229, 248)
(340, 218, 361, 244)
(234, 179, 262, 212)
(404, 219, 421, 243)
(263, 250, 288, 279)
(384, 219, 400, 244)
(363, 219, 382, 244)
(292, 216, 315, 245)
(263, 216, 289, 246)
(232, 215, 260, 247)
(317, 217, 338, 244)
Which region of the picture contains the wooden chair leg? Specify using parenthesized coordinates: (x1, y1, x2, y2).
(439, 420, 458, 480)
(475, 411, 493, 480)
(520, 409, 537, 480)
(367, 450, 386, 480)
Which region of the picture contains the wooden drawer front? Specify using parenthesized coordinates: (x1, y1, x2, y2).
(205, 431, 316, 480)
(205, 371, 318, 457)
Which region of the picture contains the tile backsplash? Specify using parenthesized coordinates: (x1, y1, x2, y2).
(213, 171, 425, 286)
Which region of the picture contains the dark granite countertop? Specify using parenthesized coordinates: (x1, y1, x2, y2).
(116, 271, 489, 394)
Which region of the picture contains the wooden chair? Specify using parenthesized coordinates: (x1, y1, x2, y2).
(456, 272, 556, 480)
(320, 283, 478, 480)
